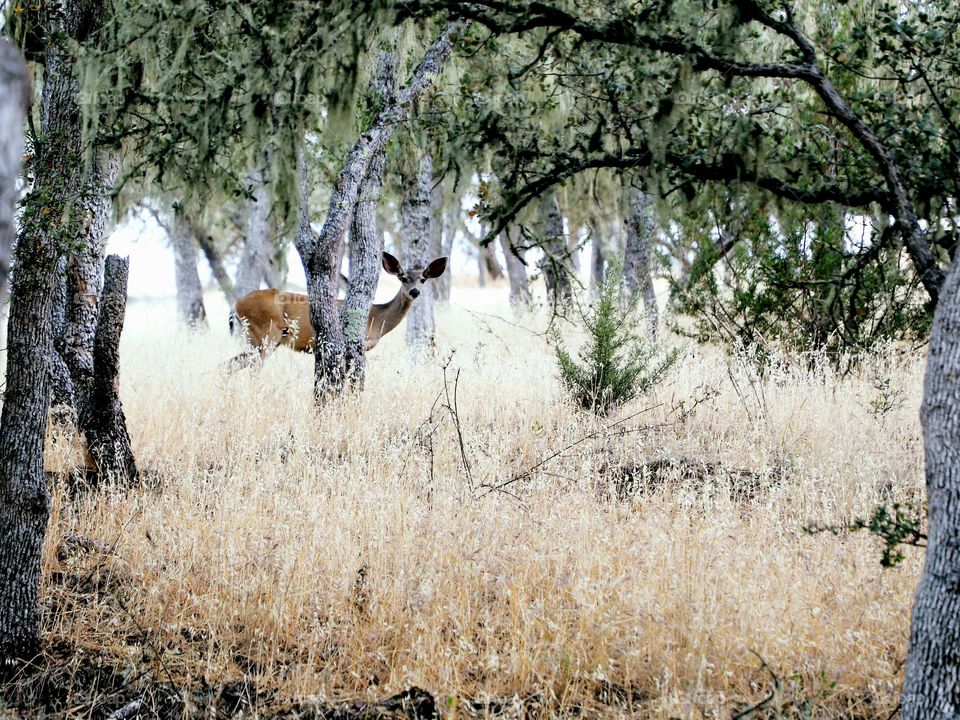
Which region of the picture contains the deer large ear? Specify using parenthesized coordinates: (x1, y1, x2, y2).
(423, 256, 449, 279)
(382, 252, 402, 276)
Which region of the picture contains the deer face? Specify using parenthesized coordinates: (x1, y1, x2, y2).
(382, 252, 448, 301)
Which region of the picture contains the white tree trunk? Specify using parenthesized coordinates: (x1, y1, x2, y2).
(402, 151, 436, 360)
(235, 163, 273, 298)
(0, 40, 26, 317)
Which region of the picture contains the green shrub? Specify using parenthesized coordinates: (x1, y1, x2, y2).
(553, 257, 679, 415)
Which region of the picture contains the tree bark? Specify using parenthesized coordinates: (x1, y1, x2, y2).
(623, 186, 659, 340)
(293, 22, 462, 398)
(402, 150, 437, 361)
(902, 250, 960, 718)
(168, 207, 207, 327)
(235, 163, 273, 298)
(0, 40, 27, 316)
(0, 41, 61, 665)
(83, 255, 137, 483)
(500, 225, 531, 310)
(0, 0, 118, 663)
(538, 191, 572, 309)
(343, 148, 388, 384)
(58, 152, 120, 421)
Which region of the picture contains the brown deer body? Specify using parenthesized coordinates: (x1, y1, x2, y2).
(230, 252, 447, 365)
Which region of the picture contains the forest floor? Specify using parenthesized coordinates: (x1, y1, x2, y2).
(0, 281, 924, 719)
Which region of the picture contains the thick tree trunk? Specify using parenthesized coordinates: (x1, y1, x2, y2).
(0, 42, 61, 664)
(402, 151, 437, 360)
(902, 252, 960, 718)
(83, 255, 137, 483)
(538, 191, 572, 309)
(500, 225, 531, 310)
(169, 208, 207, 327)
(235, 163, 272, 298)
(0, 40, 26, 316)
(193, 224, 234, 305)
(343, 149, 388, 384)
(0, 0, 118, 663)
(623, 187, 659, 340)
(293, 22, 462, 398)
(589, 220, 605, 299)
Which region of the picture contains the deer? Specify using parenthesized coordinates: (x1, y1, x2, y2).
(228, 251, 448, 367)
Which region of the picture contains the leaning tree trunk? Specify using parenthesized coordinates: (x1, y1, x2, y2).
(402, 151, 437, 361)
(83, 255, 138, 483)
(482, 242, 504, 281)
(0, 40, 26, 318)
(192, 223, 234, 305)
(293, 22, 462, 399)
(169, 207, 207, 327)
(623, 186, 659, 340)
(539, 191, 572, 310)
(500, 225, 531, 310)
(902, 252, 960, 719)
(235, 163, 272, 298)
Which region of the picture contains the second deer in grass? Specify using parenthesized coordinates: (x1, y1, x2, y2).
(230, 252, 448, 366)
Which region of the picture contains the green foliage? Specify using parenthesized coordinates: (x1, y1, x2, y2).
(553, 258, 679, 415)
(669, 201, 932, 367)
(806, 502, 927, 568)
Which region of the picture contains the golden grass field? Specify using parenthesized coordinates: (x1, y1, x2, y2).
(6, 278, 927, 718)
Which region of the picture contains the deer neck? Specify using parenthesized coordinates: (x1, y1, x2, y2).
(368, 290, 414, 341)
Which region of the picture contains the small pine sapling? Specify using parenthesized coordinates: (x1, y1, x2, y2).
(553, 257, 679, 415)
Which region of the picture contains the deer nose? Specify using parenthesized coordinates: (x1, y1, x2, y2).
(409, 288, 420, 298)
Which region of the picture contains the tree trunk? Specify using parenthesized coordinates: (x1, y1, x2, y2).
(482, 242, 504, 281)
(0, 39, 62, 665)
(293, 22, 462, 398)
(436, 201, 457, 303)
(341, 50, 394, 386)
(83, 255, 138, 483)
(539, 191, 572, 309)
(623, 186, 659, 340)
(402, 151, 437, 361)
(57, 151, 120, 422)
(343, 148, 388, 384)
(235, 163, 272, 298)
(589, 220, 605, 299)
(0, 0, 119, 663)
(192, 223, 234, 305)
(902, 250, 960, 718)
(0, 40, 26, 317)
(169, 207, 207, 327)
(500, 225, 531, 310)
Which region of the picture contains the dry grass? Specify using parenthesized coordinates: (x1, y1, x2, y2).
(7, 282, 926, 718)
